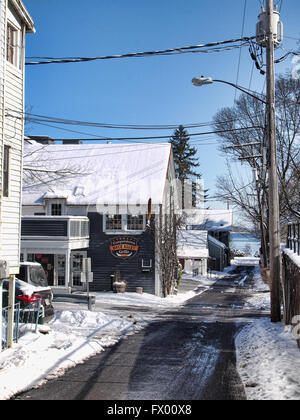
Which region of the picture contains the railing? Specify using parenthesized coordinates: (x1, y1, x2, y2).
(2, 303, 21, 351)
(287, 222, 300, 255)
(1, 299, 42, 351)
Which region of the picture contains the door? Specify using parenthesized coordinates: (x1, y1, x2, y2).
(71, 251, 87, 290)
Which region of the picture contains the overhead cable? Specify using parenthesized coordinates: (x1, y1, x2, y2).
(25, 36, 256, 65)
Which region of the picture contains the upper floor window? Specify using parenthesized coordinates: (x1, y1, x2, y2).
(7, 24, 16, 64)
(6, 19, 23, 69)
(105, 214, 122, 231)
(51, 204, 62, 216)
(3, 145, 10, 197)
(127, 215, 144, 231)
(105, 214, 145, 233)
(7, 23, 20, 66)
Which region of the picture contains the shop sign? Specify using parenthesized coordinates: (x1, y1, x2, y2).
(109, 237, 139, 259)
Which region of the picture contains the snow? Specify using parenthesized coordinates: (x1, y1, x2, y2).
(177, 230, 209, 259)
(22, 143, 172, 206)
(185, 208, 233, 231)
(1, 267, 300, 400)
(236, 320, 300, 400)
(236, 265, 300, 400)
(0, 278, 209, 400)
(283, 247, 300, 269)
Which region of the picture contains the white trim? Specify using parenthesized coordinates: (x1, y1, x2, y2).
(103, 213, 146, 235)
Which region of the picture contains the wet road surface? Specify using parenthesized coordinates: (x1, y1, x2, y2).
(13, 266, 268, 400)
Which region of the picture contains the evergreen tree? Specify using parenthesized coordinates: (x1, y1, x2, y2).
(170, 125, 201, 209)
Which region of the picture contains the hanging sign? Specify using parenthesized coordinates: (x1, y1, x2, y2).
(109, 237, 139, 259)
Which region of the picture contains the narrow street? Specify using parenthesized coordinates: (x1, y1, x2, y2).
(14, 266, 268, 401)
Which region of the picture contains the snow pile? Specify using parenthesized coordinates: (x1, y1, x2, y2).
(236, 266, 300, 400)
(94, 289, 200, 309)
(236, 319, 300, 400)
(244, 265, 271, 311)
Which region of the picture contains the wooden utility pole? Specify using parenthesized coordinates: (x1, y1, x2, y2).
(266, 0, 281, 322)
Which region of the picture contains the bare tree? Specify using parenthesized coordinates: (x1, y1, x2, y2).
(213, 73, 300, 223)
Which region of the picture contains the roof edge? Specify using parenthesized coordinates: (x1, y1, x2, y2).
(10, 0, 35, 33)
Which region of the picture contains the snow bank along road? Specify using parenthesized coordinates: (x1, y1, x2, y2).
(14, 266, 266, 400)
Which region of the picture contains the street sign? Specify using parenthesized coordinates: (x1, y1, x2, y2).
(80, 272, 94, 283)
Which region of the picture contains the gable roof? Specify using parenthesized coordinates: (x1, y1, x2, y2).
(177, 230, 209, 259)
(22, 142, 173, 207)
(185, 209, 233, 232)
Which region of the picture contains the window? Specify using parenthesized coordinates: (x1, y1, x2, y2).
(105, 214, 122, 230)
(3, 145, 10, 197)
(7, 24, 16, 64)
(105, 214, 145, 232)
(127, 215, 144, 231)
(6, 23, 20, 66)
(56, 255, 66, 286)
(51, 204, 62, 216)
(71, 253, 85, 287)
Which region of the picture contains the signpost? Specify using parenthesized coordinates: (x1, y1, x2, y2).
(80, 258, 94, 310)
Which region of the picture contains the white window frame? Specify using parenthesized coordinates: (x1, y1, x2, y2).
(2, 145, 10, 198)
(45, 199, 66, 216)
(103, 214, 146, 234)
(6, 21, 23, 69)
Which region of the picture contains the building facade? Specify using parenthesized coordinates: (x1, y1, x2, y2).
(0, 0, 34, 277)
(21, 142, 177, 296)
(0, 0, 34, 349)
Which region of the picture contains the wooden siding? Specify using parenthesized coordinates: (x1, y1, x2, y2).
(0, 1, 27, 275)
(22, 219, 68, 237)
(87, 212, 156, 294)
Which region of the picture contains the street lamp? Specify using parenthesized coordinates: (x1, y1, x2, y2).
(192, 73, 282, 322)
(191, 77, 267, 104)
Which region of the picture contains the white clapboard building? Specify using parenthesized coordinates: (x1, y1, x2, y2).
(0, 0, 34, 349)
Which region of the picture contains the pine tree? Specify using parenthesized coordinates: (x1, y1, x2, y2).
(170, 125, 201, 209)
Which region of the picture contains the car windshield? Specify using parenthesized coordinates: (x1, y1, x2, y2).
(29, 266, 48, 288)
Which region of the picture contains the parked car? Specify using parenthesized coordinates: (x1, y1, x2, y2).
(2, 262, 55, 323)
(18, 262, 49, 288)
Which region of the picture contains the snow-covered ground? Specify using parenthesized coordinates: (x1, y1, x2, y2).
(0, 265, 299, 400)
(0, 273, 216, 400)
(236, 265, 300, 400)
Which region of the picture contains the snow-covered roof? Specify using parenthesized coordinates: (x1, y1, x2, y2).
(208, 234, 227, 249)
(185, 209, 233, 232)
(177, 230, 209, 259)
(22, 143, 173, 206)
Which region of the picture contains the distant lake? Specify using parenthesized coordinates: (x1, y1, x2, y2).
(230, 233, 261, 256)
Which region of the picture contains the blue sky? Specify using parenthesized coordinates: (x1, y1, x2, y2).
(22, 0, 299, 215)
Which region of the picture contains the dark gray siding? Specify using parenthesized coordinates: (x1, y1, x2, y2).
(87, 213, 156, 294)
(21, 219, 68, 237)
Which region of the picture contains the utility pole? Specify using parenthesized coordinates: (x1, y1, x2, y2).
(266, 0, 281, 322)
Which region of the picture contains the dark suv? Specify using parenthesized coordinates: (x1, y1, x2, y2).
(2, 262, 55, 323)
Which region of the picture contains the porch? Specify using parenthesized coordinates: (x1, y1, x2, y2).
(21, 216, 90, 292)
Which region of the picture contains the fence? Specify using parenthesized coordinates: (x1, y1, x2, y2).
(283, 221, 300, 348)
(1, 299, 42, 351)
(2, 303, 21, 351)
(287, 222, 300, 255)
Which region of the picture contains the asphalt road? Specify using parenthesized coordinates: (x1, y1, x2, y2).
(13, 266, 268, 401)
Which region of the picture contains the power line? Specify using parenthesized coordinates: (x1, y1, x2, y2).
(23, 126, 262, 143)
(25, 36, 256, 66)
(10, 109, 265, 131)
